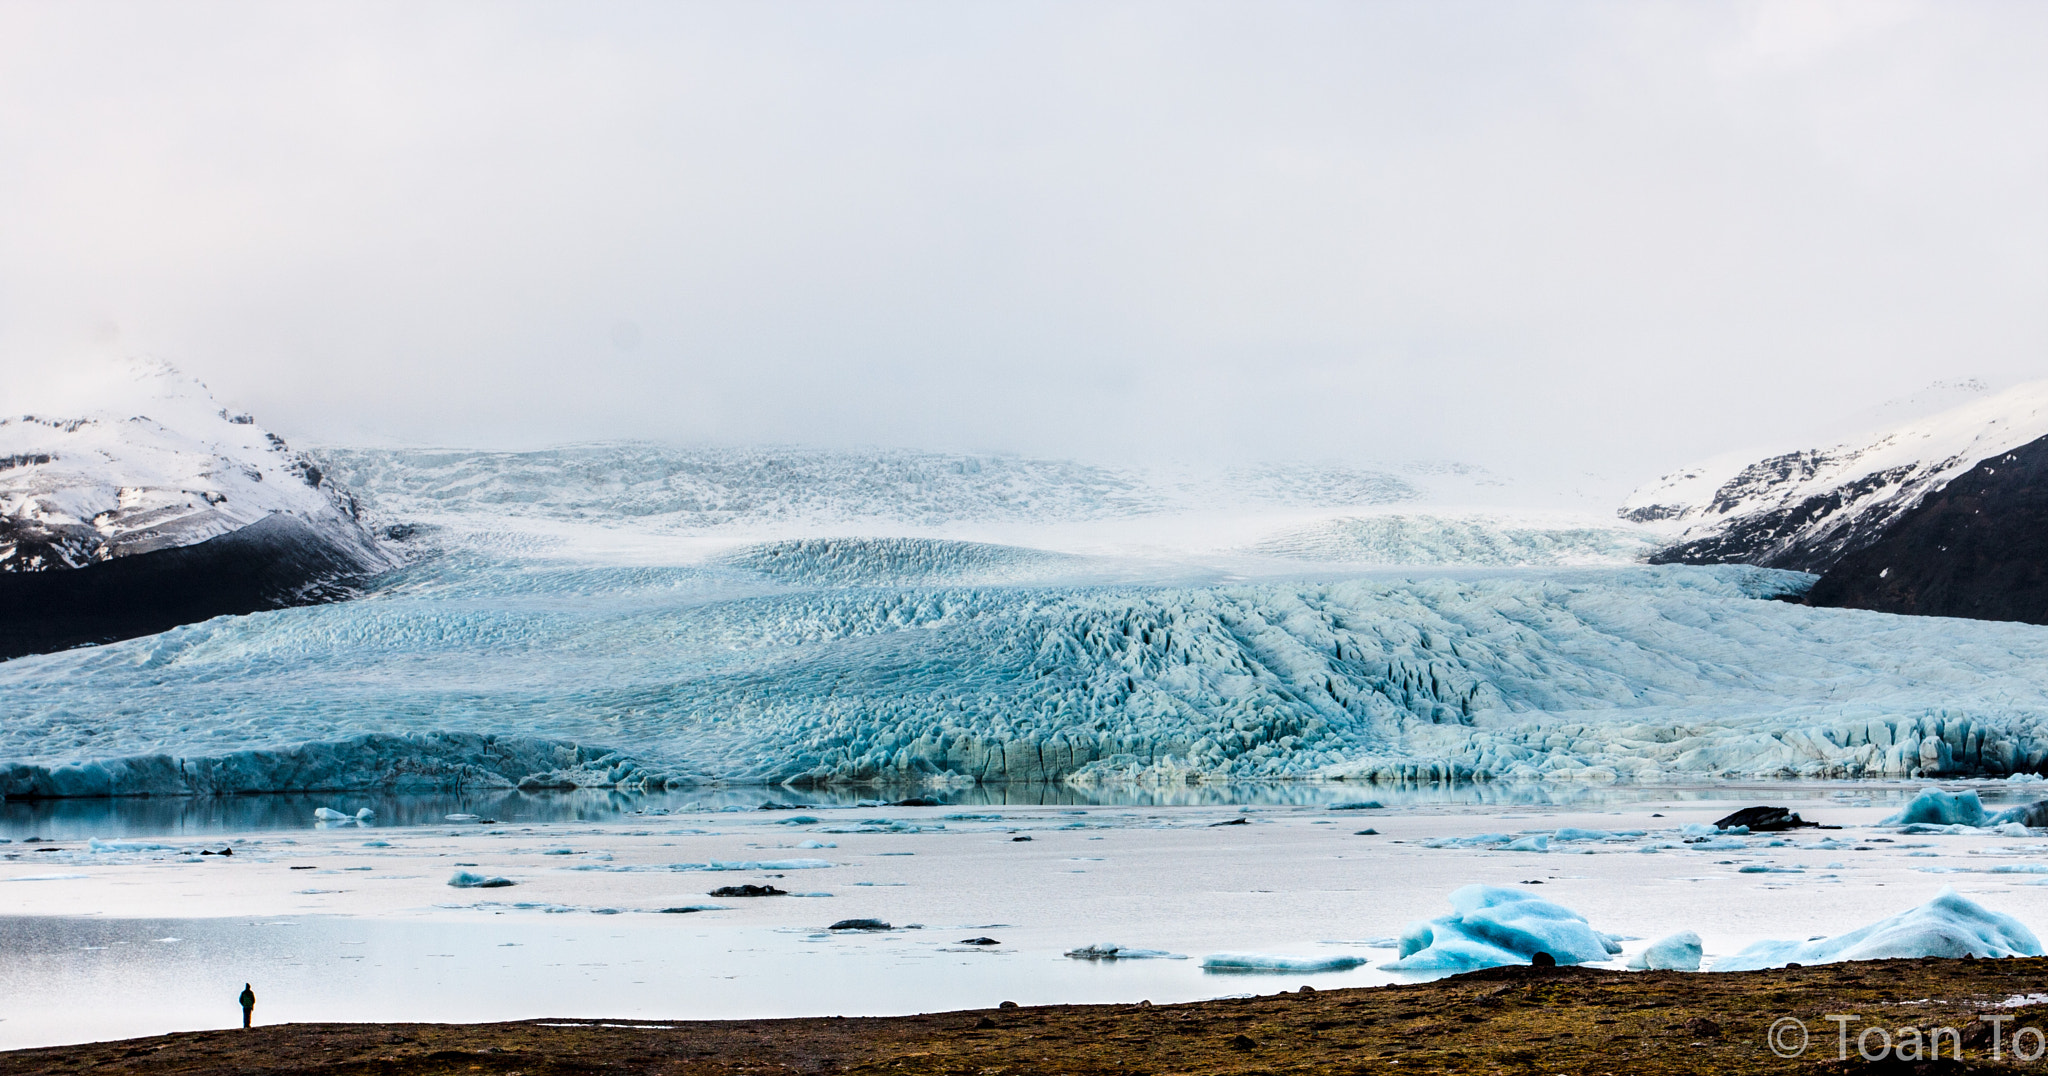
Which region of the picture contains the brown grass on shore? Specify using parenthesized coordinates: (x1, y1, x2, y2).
(8, 958, 2048, 1075)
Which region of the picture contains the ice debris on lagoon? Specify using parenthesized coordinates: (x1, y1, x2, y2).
(1201, 952, 1369, 973)
(1383, 885, 1621, 971)
(1625, 931, 1703, 972)
(1713, 890, 2042, 971)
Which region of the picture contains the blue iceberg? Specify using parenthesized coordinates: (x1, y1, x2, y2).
(1713, 890, 2040, 971)
(1382, 885, 1621, 971)
(1625, 931, 1703, 971)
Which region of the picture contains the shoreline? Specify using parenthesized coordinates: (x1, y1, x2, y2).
(6, 960, 2047, 1074)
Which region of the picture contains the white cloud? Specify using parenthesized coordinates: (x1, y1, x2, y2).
(1, 1, 2044, 489)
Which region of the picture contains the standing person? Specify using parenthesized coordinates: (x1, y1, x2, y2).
(239, 984, 256, 1028)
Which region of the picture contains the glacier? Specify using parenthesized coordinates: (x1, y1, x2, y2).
(7, 537, 2048, 795)
(9, 420, 2048, 797)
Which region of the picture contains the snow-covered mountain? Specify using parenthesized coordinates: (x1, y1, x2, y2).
(0, 363, 399, 658)
(1621, 380, 2048, 574)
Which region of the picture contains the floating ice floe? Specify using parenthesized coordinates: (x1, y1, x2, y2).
(1713, 890, 2041, 970)
(447, 870, 515, 889)
(1383, 884, 1621, 971)
(1202, 953, 1367, 973)
(564, 859, 833, 873)
(1065, 944, 1186, 960)
(85, 839, 180, 853)
(1626, 932, 1703, 971)
(312, 807, 373, 825)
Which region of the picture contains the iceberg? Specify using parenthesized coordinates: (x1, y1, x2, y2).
(1626, 932, 1703, 971)
(1382, 885, 1621, 971)
(1884, 788, 1987, 827)
(1713, 890, 2041, 970)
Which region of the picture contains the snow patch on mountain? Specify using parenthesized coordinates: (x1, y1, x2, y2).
(0, 362, 393, 573)
(1621, 380, 2048, 572)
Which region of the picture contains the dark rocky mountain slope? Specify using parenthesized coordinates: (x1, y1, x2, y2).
(1805, 433, 2048, 623)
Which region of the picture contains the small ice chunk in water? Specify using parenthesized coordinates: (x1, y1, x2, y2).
(1201, 953, 1366, 972)
(1553, 828, 1612, 842)
(448, 871, 515, 888)
(445, 814, 480, 822)
(1713, 889, 2041, 970)
(1383, 885, 1622, 971)
(1504, 835, 1549, 852)
(1625, 931, 1703, 971)
(313, 807, 373, 825)
(1065, 944, 1185, 960)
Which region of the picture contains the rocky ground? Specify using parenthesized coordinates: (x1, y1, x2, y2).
(8, 958, 2048, 1075)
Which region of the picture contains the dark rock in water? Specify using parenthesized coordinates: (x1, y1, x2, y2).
(1806, 434, 2048, 624)
(828, 918, 891, 931)
(890, 797, 942, 807)
(958, 937, 1000, 946)
(1711, 806, 1819, 832)
(1328, 802, 1384, 811)
(1353, 828, 1380, 836)
(0, 512, 389, 661)
(1210, 817, 1250, 827)
(1530, 952, 1556, 967)
(709, 885, 785, 898)
(1010, 836, 1032, 842)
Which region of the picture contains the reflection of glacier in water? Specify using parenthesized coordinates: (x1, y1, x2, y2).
(6, 445, 2048, 796)
(5, 779, 2007, 841)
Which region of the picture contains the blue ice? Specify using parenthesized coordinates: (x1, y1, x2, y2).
(1383, 885, 1620, 971)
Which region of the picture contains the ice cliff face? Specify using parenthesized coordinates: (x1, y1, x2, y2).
(0, 364, 399, 658)
(8, 553, 2048, 797)
(1622, 381, 2048, 573)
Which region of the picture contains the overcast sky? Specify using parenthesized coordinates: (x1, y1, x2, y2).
(3, 1, 2045, 488)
